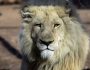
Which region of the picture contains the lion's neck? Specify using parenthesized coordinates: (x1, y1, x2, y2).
(29, 61, 60, 70)
(28, 55, 81, 70)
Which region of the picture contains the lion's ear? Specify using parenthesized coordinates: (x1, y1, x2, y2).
(21, 5, 34, 22)
(65, 0, 76, 17)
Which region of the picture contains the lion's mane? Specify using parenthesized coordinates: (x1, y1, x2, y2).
(19, 0, 89, 70)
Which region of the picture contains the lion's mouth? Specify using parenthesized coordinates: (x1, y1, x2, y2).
(41, 48, 54, 51)
(37, 42, 55, 52)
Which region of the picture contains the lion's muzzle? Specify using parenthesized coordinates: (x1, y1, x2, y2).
(37, 39, 55, 59)
(39, 39, 54, 46)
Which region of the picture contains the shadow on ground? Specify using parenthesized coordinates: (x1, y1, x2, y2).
(0, 36, 22, 59)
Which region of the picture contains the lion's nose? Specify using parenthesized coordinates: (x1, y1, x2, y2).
(40, 39, 54, 46)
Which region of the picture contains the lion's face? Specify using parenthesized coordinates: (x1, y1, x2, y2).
(22, 6, 67, 60)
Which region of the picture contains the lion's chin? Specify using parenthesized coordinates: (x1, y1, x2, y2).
(40, 50, 54, 60)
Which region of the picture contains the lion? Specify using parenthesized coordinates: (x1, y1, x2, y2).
(19, 0, 89, 70)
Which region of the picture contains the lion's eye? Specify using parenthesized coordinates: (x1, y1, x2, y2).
(34, 24, 42, 27)
(54, 24, 60, 28)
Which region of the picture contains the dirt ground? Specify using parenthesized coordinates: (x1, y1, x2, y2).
(0, 5, 90, 70)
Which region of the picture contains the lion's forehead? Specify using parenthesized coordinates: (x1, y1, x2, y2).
(30, 9, 65, 25)
(28, 6, 67, 17)
(33, 12, 59, 24)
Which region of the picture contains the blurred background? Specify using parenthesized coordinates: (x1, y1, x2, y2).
(0, 0, 90, 70)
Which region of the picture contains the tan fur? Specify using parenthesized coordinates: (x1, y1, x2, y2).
(19, 5, 89, 70)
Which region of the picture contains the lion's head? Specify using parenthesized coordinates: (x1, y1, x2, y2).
(20, 6, 87, 63)
(20, 6, 69, 61)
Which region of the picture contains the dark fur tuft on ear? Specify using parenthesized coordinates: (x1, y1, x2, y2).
(21, 5, 29, 13)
